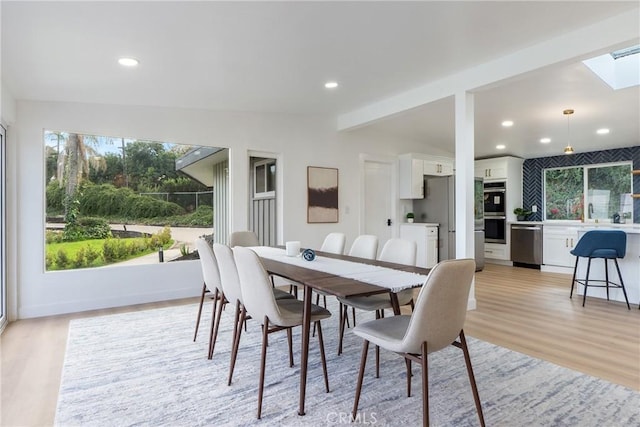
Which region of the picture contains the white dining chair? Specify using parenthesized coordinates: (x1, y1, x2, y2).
(214, 243, 295, 385)
(337, 238, 417, 358)
(194, 238, 226, 360)
(351, 258, 484, 427)
(233, 246, 332, 419)
(229, 230, 260, 247)
(321, 232, 346, 254)
(337, 235, 380, 333)
(313, 232, 347, 306)
(349, 234, 379, 259)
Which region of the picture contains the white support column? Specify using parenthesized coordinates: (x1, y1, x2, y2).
(455, 92, 475, 259)
(455, 91, 477, 310)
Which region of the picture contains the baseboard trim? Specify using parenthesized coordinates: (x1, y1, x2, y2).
(17, 287, 200, 319)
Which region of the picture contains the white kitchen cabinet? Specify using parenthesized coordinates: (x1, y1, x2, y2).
(423, 158, 454, 176)
(475, 162, 507, 180)
(399, 155, 424, 199)
(484, 242, 509, 261)
(399, 153, 454, 199)
(400, 224, 439, 268)
(543, 226, 579, 268)
(475, 156, 523, 183)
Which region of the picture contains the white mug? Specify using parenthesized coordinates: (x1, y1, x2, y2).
(285, 241, 301, 257)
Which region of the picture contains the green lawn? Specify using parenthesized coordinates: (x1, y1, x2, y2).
(46, 238, 173, 270)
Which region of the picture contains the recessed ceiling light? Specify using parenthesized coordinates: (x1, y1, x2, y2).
(540, 138, 551, 144)
(496, 144, 506, 150)
(596, 128, 610, 135)
(324, 81, 338, 89)
(501, 120, 514, 127)
(118, 57, 139, 67)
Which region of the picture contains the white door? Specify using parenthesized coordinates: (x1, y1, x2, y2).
(363, 160, 394, 254)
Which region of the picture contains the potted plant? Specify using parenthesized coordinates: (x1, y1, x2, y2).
(513, 207, 532, 221)
(406, 212, 415, 223)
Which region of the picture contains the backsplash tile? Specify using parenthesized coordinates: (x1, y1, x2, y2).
(523, 147, 640, 223)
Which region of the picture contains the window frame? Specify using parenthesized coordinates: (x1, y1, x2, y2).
(543, 160, 633, 222)
(253, 159, 276, 199)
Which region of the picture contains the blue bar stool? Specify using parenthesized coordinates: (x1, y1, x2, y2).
(569, 230, 630, 309)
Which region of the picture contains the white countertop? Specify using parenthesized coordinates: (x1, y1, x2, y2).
(510, 221, 640, 230)
(401, 222, 439, 227)
(540, 221, 640, 233)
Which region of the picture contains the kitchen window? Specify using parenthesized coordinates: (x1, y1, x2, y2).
(544, 162, 633, 221)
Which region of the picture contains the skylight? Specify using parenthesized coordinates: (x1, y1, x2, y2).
(582, 45, 640, 90)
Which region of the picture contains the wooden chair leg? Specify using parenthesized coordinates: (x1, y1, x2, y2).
(193, 283, 207, 341)
(338, 303, 348, 355)
(352, 340, 370, 419)
(405, 358, 412, 397)
(421, 341, 429, 427)
(257, 317, 269, 419)
(208, 290, 225, 360)
(352, 307, 356, 327)
(287, 327, 294, 367)
(228, 304, 245, 386)
(207, 289, 219, 359)
(374, 311, 380, 378)
(316, 321, 330, 393)
(459, 330, 485, 427)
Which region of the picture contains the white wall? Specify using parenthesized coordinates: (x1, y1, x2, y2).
(12, 100, 444, 318)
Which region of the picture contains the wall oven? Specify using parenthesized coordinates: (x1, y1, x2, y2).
(483, 182, 506, 215)
(485, 216, 506, 243)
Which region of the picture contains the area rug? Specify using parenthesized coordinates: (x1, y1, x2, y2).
(55, 300, 639, 427)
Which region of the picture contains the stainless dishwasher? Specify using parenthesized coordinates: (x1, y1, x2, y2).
(510, 224, 543, 267)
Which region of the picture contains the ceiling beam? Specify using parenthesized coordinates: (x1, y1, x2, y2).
(337, 9, 639, 131)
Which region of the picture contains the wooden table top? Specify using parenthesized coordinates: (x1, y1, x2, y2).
(260, 248, 431, 298)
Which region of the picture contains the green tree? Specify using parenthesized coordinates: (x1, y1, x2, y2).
(125, 141, 179, 191)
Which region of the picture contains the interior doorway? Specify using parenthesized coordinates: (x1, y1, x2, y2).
(361, 156, 396, 255)
(249, 156, 277, 246)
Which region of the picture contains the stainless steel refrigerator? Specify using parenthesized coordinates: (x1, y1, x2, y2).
(413, 176, 485, 270)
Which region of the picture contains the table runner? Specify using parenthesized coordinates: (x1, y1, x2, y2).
(251, 246, 429, 293)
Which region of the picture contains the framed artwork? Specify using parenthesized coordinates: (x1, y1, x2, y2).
(307, 166, 338, 223)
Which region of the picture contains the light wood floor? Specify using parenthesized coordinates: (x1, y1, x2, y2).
(1, 264, 639, 426)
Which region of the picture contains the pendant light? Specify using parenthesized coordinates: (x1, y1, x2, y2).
(563, 109, 575, 154)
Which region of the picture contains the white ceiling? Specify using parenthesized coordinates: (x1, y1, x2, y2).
(2, 1, 639, 159)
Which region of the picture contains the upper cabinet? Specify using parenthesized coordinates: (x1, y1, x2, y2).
(399, 153, 454, 199)
(423, 158, 454, 176)
(475, 158, 510, 180)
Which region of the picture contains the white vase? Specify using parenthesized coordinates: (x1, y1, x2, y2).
(407, 218, 414, 223)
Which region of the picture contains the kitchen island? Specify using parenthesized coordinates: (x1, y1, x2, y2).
(541, 222, 640, 306)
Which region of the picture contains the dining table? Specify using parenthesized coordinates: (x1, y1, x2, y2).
(251, 246, 431, 416)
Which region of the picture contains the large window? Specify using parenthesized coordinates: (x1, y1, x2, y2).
(544, 162, 633, 222)
(44, 131, 214, 271)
